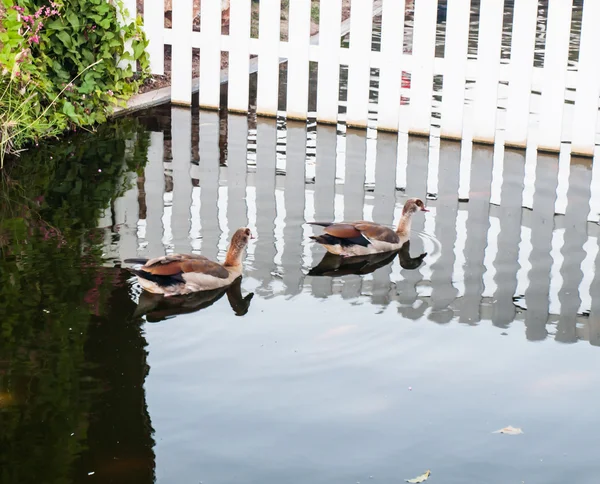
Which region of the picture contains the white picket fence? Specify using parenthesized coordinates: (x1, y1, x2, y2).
(123, 0, 600, 157)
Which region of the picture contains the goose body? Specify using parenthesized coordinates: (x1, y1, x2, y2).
(125, 227, 252, 297)
(308, 198, 428, 257)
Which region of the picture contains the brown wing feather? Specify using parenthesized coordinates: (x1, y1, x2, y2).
(181, 259, 229, 279)
(323, 223, 364, 239)
(143, 254, 229, 279)
(354, 223, 400, 244)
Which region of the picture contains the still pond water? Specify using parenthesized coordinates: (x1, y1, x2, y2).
(1, 104, 600, 484)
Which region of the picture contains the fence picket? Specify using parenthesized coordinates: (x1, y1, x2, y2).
(143, 0, 164, 74)
(377, 0, 405, 132)
(537, 0, 573, 153)
(504, 0, 537, 148)
(256, 0, 282, 116)
(199, 0, 222, 109)
(171, 0, 193, 105)
(571, 0, 600, 157)
(440, 0, 470, 140)
(228, 0, 252, 112)
(409, 0, 438, 136)
(286, 0, 311, 119)
(316, 0, 342, 124)
(471, 0, 504, 144)
(346, 0, 374, 128)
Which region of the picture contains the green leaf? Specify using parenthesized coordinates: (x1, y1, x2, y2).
(55, 30, 73, 48)
(62, 101, 77, 120)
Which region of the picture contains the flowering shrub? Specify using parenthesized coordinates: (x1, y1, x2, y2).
(0, 0, 150, 164)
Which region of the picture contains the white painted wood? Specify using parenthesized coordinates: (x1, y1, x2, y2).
(377, 0, 405, 131)
(256, 0, 281, 116)
(171, 108, 193, 253)
(471, 0, 504, 144)
(346, 0, 374, 128)
(171, 0, 193, 105)
(440, 0, 470, 139)
(409, 0, 438, 136)
(504, 0, 537, 148)
(286, 0, 311, 119)
(537, 0, 573, 152)
(199, 0, 222, 109)
(316, 0, 342, 124)
(143, 0, 164, 74)
(228, 0, 251, 112)
(571, 0, 600, 156)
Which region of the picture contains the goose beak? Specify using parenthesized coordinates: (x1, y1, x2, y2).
(250, 232, 256, 239)
(421, 207, 430, 212)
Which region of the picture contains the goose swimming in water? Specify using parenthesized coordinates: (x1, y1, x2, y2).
(307, 198, 429, 257)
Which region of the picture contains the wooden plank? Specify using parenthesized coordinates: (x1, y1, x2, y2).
(346, 0, 374, 128)
(199, 0, 222, 109)
(377, 0, 405, 131)
(409, 0, 438, 136)
(171, 0, 193, 105)
(504, 0, 537, 148)
(256, 0, 282, 116)
(286, 0, 311, 120)
(143, 0, 164, 74)
(440, 0, 470, 139)
(316, 0, 342, 124)
(571, 0, 600, 156)
(228, 0, 251, 112)
(471, 0, 504, 144)
(537, 0, 573, 152)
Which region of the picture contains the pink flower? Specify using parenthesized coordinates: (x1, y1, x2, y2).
(22, 15, 31, 22)
(107, 89, 114, 96)
(29, 35, 40, 44)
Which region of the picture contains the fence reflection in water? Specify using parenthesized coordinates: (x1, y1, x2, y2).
(100, 106, 600, 345)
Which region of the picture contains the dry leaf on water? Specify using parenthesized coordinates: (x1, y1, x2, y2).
(492, 425, 524, 435)
(405, 470, 431, 483)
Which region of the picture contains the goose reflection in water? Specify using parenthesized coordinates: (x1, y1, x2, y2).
(308, 240, 427, 277)
(131, 276, 254, 322)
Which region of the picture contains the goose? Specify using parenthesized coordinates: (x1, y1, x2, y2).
(307, 198, 428, 257)
(124, 227, 253, 296)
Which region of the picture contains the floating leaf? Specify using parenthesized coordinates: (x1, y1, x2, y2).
(405, 470, 431, 483)
(492, 426, 523, 435)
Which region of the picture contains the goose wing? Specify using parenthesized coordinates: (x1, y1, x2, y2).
(141, 255, 229, 279)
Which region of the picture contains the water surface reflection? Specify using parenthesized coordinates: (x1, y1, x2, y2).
(2, 107, 600, 484)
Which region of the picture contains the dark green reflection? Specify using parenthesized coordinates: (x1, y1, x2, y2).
(0, 119, 155, 484)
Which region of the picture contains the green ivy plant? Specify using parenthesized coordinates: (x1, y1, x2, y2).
(16, 0, 150, 124)
(0, 0, 150, 163)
